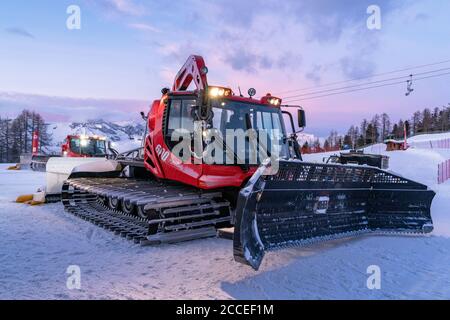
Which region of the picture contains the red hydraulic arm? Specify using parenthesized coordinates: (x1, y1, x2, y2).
(172, 55, 208, 91)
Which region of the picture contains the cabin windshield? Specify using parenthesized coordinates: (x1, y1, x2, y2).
(209, 99, 289, 164)
(70, 138, 107, 156)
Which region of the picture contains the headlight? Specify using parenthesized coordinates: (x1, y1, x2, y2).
(209, 86, 232, 98)
(269, 98, 281, 106)
(261, 94, 282, 106)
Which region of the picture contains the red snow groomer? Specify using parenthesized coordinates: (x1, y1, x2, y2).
(60, 134, 108, 158)
(50, 55, 435, 270)
(30, 134, 107, 171)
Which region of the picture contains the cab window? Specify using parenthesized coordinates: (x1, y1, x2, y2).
(167, 99, 195, 132)
(165, 99, 195, 150)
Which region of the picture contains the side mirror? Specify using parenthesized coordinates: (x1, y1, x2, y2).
(298, 109, 306, 128)
(107, 141, 118, 157)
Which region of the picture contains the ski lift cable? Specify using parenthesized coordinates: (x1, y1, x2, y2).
(275, 58, 450, 95)
(282, 67, 450, 100)
(282, 71, 450, 103)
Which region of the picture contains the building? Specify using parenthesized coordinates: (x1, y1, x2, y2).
(384, 138, 407, 151)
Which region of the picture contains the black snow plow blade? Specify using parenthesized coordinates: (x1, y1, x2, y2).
(233, 160, 435, 270)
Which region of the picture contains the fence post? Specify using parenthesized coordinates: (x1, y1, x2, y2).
(447, 159, 450, 182)
(438, 160, 450, 184)
(444, 161, 446, 184)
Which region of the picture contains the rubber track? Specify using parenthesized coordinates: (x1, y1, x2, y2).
(61, 177, 231, 244)
(65, 200, 151, 244)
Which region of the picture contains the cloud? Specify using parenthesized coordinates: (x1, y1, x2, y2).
(288, 0, 403, 42)
(225, 48, 264, 73)
(414, 13, 429, 21)
(337, 27, 381, 79)
(224, 48, 302, 74)
(5, 27, 35, 39)
(340, 56, 376, 79)
(128, 23, 160, 33)
(0, 91, 147, 122)
(181, 0, 398, 81)
(276, 52, 303, 70)
(94, 0, 146, 16)
(208, 0, 271, 27)
(305, 65, 323, 84)
(214, 25, 302, 74)
(158, 42, 200, 64)
(208, 0, 401, 43)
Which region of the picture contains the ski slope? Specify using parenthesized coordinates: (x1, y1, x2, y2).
(1, 135, 450, 299)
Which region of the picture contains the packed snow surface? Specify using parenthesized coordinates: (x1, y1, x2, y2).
(1, 134, 450, 299)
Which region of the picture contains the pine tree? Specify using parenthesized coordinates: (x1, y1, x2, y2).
(381, 113, 390, 141)
(404, 120, 411, 137)
(391, 123, 398, 139)
(356, 134, 365, 147)
(411, 111, 421, 135)
(323, 139, 330, 151)
(360, 119, 368, 144)
(421, 108, 432, 133)
(346, 125, 357, 148)
(432, 107, 440, 132)
(365, 123, 376, 144)
(0, 110, 53, 163)
(397, 120, 405, 139)
(371, 114, 380, 142)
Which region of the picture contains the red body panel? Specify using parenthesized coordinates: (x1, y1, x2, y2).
(143, 95, 261, 190)
(142, 55, 280, 190)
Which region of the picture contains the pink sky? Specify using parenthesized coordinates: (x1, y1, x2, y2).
(1, 0, 449, 136)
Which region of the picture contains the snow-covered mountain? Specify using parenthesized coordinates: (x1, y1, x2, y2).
(45, 120, 146, 154)
(297, 132, 325, 146)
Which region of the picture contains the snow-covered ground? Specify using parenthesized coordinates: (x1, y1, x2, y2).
(1, 134, 450, 300)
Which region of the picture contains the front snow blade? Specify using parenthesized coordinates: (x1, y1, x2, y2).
(233, 160, 435, 270)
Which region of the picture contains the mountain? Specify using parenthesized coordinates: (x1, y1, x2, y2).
(297, 132, 325, 146)
(45, 119, 146, 154)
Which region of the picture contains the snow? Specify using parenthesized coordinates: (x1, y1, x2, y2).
(408, 132, 450, 142)
(1, 135, 450, 299)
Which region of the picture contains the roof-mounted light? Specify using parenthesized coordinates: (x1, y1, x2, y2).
(208, 86, 232, 98)
(80, 138, 89, 147)
(261, 93, 282, 106)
